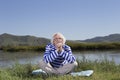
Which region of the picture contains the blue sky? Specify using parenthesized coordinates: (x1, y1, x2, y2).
(0, 0, 120, 40)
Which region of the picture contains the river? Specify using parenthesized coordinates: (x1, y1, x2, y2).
(0, 50, 120, 68)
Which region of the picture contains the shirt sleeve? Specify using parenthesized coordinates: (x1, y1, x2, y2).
(43, 44, 59, 63)
(60, 45, 76, 63)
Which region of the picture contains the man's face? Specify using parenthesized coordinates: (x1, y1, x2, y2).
(53, 34, 63, 45)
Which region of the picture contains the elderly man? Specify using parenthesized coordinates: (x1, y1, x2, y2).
(39, 32, 78, 75)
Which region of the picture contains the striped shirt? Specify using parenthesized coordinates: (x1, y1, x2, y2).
(43, 43, 76, 68)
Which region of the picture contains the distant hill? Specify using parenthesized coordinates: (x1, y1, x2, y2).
(82, 34, 120, 42)
(1, 33, 120, 47)
(0, 33, 50, 46)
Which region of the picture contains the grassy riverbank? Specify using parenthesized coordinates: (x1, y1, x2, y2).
(67, 42, 120, 51)
(0, 58, 120, 80)
(0, 46, 45, 52)
(1, 42, 120, 52)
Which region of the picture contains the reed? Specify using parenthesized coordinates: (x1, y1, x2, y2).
(1, 45, 45, 52)
(0, 58, 120, 80)
(1, 42, 120, 52)
(67, 42, 120, 51)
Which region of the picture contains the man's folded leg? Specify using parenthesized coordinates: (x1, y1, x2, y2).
(57, 61, 78, 75)
(38, 60, 59, 74)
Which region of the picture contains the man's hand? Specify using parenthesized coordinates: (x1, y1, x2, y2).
(55, 43, 63, 53)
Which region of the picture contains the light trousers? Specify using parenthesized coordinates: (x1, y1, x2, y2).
(38, 60, 78, 75)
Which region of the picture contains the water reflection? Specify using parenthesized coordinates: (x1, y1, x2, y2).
(0, 51, 43, 68)
(74, 50, 120, 64)
(0, 50, 120, 68)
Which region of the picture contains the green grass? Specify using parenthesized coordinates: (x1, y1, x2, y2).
(0, 58, 120, 80)
(1, 46, 45, 52)
(67, 42, 120, 51)
(1, 42, 120, 52)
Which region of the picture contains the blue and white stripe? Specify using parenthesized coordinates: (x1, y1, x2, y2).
(43, 43, 76, 68)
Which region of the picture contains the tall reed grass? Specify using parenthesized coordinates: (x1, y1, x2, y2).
(1, 42, 120, 52)
(1, 46, 45, 52)
(67, 42, 120, 51)
(0, 58, 120, 80)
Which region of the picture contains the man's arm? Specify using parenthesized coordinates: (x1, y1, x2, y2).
(43, 44, 59, 63)
(60, 45, 76, 63)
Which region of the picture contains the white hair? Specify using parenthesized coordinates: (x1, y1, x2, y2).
(51, 32, 66, 44)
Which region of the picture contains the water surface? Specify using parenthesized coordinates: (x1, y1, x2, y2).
(0, 50, 120, 68)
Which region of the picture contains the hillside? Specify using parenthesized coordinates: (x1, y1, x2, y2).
(82, 34, 120, 42)
(1, 33, 120, 47)
(0, 33, 50, 46)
